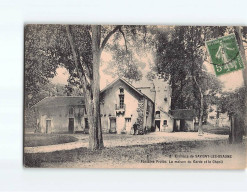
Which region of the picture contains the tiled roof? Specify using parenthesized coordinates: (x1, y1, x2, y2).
(101, 78, 154, 103)
(34, 78, 155, 108)
(170, 109, 196, 120)
(34, 96, 85, 108)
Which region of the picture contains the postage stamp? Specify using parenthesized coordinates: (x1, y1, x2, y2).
(206, 33, 245, 76)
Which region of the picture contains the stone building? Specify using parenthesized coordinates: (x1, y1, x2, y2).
(133, 75, 174, 132)
(100, 78, 154, 134)
(33, 96, 88, 133)
(170, 109, 196, 131)
(33, 77, 195, 134)
(33, 78, 154, 134)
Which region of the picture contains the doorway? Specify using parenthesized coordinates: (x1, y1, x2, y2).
(125, 118, 131, 133)
(46, 119, 51, 134)
(180, 119, 185, 131)
(110, 118, 116, 133)
(68, 118, 74, 133)
(155, 120, 160, 131)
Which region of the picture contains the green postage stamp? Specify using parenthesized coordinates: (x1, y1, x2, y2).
(206, 34, 244, 76)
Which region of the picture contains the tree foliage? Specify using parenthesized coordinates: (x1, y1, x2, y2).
(102, 26, 151, 83)
(154, 26, 226, 133)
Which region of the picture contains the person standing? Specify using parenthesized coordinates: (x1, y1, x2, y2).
(133, 122, 138, 135)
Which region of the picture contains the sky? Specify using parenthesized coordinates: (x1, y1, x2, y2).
(204, 61, 244, 91)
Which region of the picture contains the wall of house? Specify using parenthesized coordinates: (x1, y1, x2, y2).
(100, 80, 140, 134)
(152, 77, 174, 132)
(159, 112, 173, 132)
(153, 77, 172, 112)
(136, 97, 145, 132)
(143, 98, 154, 131)
(173, 119, 194, 132)
(37, 105, 86, 133)
(185, 120, 194, 131)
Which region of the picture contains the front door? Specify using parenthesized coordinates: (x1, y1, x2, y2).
(69, 118, 74, 133)
(110, 118, 116, 133)
(125, 118, 131, 133)
(180, 119, 185, 131)
(46, 120, 51, 133)
(155, 120, 160, 131)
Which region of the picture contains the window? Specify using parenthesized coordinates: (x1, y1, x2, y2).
(119, 94, 124, 109)
(85, 118, 89, 129)
(69, 107, 74, 115)
(163, 120, 167, 126)
(125, 118, 131, 122)
(146, 105, 150, 114)
(155, 111, 160, 118)
(100, 97, 104, 105)
(120, 87, 124, 93)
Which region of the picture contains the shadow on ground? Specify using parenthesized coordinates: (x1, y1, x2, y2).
(24, 139, 243, 168)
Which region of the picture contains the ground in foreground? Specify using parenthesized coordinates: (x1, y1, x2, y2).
(24, 138, 246, 169)
(24, 134, 78, 147)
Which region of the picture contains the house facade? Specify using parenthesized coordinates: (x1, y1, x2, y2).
(133, 75, 174, 132)
(33, 96, 88, 134)
(100, 78, 154, 134)
(170, 109, 195, 131)
(33, 78, 155, 134)
(32, 77, 196, 134)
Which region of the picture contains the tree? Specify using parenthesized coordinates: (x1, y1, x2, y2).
(154, 26, 225, 134)
(66, 25, 149, 149)
(219, 87, 245, 143)
(24, 25, 60, 108)
(25, 24, 149, 150)
(101, 26, 151, 83)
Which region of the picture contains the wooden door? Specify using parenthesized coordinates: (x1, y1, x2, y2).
(110, 118, 116, 132)
(69, 118, 74, 133)
(155, 120, 160, 131)
(46, 120, 51, 133)
(125, 118, 131, 133)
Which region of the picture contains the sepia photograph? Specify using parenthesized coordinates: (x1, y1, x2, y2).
(23, 25, 247, 168)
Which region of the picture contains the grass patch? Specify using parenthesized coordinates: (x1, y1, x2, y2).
(202, 124, 230, 135)
(24, 134, 78, 147)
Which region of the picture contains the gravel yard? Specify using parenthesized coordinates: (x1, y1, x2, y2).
(24, 131, 228, 153)
(23, 131, 245, 169)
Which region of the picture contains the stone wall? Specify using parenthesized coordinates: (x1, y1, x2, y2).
(136, 98, 145, 131)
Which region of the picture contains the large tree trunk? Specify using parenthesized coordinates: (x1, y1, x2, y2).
(193, 76, 203, 135)
(229, 115, 244, 144)
(66, 25, 103, 150)
(234, 27, 247, 141)
(198, 91, 204, 135)
(90, 25, 104, 150)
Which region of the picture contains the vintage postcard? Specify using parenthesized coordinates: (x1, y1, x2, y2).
(24, 25, 247, 169)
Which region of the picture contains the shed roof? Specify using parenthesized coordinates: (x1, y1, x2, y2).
(170, 109, 196, 120)
(33, 96, 85, 108)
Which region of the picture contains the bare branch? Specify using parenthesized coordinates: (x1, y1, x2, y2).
(193, 76, 202, 95)
(119, 27, 128, 52)
(100, 25, 122, 53)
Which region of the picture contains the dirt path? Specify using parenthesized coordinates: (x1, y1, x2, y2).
(24, 132, 228, 154)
